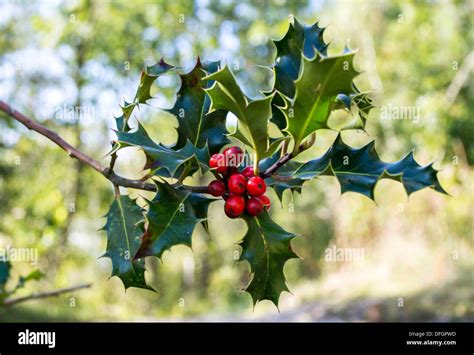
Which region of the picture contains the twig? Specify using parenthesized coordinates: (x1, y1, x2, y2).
(260, 153, 293, 178)
(2, 283, 92, 307)
(0, 100, 297, 189)
(108, 144, 118, 172)
(260, 133, 316, 178)
(0, 100, 208, 194)
(445, 51, 473, 109)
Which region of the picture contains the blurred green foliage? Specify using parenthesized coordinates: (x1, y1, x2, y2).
(0, 0, 472, 321)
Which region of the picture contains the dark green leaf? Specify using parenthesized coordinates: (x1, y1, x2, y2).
(115, 122, 210, 178)
(273, 18, 328, 99)
(135, 58, 174, 104)
(102, 196, 152, 290)
(270, 19, 328, 131)
(169, 59, 229, 154)
(113, 59, 174, 133)
(350, 84, 375, 128)
(204, 65, 273, 164)
(280, 52, 360, 150)
(114, 100, 136, 132)
(269, 92, 288, 131)
(266, 176, 304, 203)
(239, 212, 298, 307)
(276, 134, 447, 199)
(335, 83, 376, 130)
(135, 182, 213, 259)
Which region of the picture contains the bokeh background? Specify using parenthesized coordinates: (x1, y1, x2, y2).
(0, 0, 472, 321)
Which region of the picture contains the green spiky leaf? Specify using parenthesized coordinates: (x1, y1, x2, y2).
(114, 100, 136, 132)
(115, 122, 210, 178)
(204, 65, 273, 165)
(350, 84, 376, 128)
(273, 19, 328, 99)
(273, 134, 447, 200)
(102, 196, 152, 290)
(135, 182, 214, 259)
(336, 83, 376, 130)
(135, 58, 174, 104)
(113, 59, 174, 133)
(239, 212, 298, 307)
(169, 59, 229, 154)
(280, 52, 360, 150)
(269, 92, 288, 131)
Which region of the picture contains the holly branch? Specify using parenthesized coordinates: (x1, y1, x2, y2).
(0, 100, 293, 194)
(0, 17, 446, 308)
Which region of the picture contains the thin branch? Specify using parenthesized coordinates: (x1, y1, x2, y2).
(445, 51, 473, 109)
(2, 283, 92, 307)
(108, 144, 118, 172)
(0, 100, 209, 194)
(0, 100, 104, 172)
(260, 133, 316, 178)
(0, 100, 299, 189)
(260, 153, 293, 178)
(105, 170, 157, 191)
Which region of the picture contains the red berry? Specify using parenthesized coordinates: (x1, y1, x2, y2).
(222, 166, 239, 178)
(257, 195, 271, 210)
(227, 174, 247, 195)
(246, 176, 266, 197)
(208, 180, 226, 197)
(209, 153, 227, 174)
(229, 167, 240, 175)
(223, 146, 244, 167)
(246, 197, 263, 216)
(209, 153, 222, 169)
(241, 166, 255, 178)
(224, 195, 245, 218)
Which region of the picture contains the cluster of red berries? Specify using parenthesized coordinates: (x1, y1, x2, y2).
(208, 146, 270, 219)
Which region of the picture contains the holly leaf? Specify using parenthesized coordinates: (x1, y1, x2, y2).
(135, 182, 213, 259)
(273, 18, 328, 99)
(135, 58, 175, 104)
(169, 59, 229, 154)
(204, 65, 273, 164)
(101, 196, 152, 290)
(269, 19, 328, 131)
(239, 212, 298, 307)
(269, 92, 288, 131)
(350, 84, 376, 128)
(115, 122, 210, 178)
(113, 59, 174, 133)
(280, 52, 360, 150)
(336, 83, 376, 130)
(114, 100, 136, 132)
(266, 175, 305, 203)
(276, 134, 447, 200)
